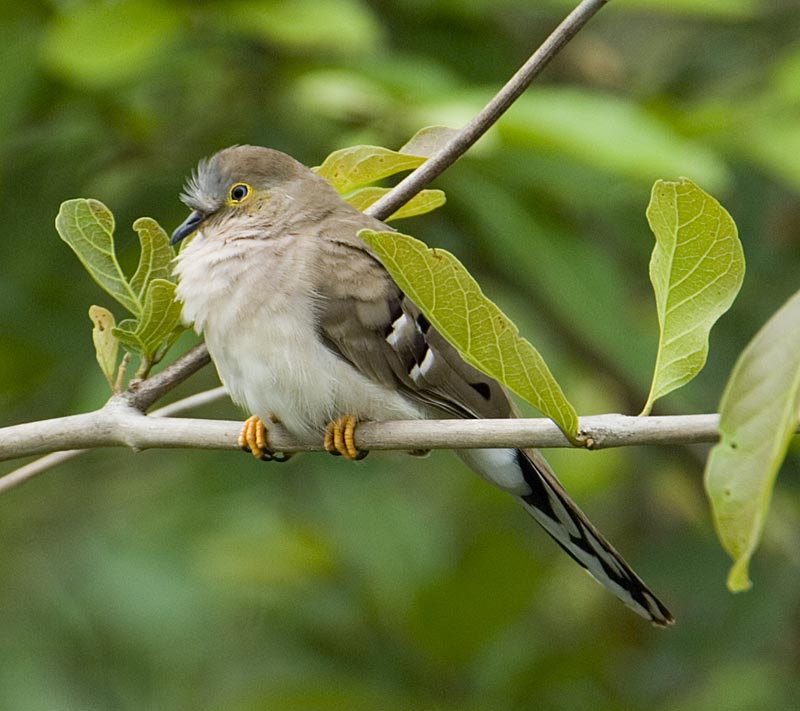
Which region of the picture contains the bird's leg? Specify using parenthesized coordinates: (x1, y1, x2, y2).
(323, 415, 368, 461)
(238, 415, 293, 462)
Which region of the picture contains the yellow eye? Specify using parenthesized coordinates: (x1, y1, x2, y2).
(228, 182, 251, 204)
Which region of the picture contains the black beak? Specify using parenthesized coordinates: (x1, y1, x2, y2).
(171, 210, 206, 245)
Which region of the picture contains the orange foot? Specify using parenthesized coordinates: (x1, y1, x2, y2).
(237, 415, 292, 462)
(323, 415, 368, 461)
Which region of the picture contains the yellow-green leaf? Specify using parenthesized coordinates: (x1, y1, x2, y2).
(111, 281, 183, 360)
(88, 305, 119, 389)
(133, 279, 185, 357)
(56, 199, 141, 316)
(642, 178, 744, 414)
(314, 146, 426, 194)
(704, 288, 800, 592)
(344, 187, 446, 221)
(359, 229, 578, 439)
(130, 217, 175, 300)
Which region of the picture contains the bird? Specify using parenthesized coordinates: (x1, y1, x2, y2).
(170, 144, 674, 626)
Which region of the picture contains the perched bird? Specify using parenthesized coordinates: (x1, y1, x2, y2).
(171, 145, 673, 626)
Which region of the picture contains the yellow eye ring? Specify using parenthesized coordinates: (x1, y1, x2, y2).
(228, 182, 251, 204)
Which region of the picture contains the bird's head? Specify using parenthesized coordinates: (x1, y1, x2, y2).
(171, 145, 311, 245)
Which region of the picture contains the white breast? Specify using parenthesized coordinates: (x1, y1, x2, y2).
(174, 232, 423, 436)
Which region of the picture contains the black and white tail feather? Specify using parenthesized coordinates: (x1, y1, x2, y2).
(515, 449, 673, 625)
(457, 446, 673, 626)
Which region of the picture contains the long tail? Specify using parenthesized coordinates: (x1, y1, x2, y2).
(517, 449, 673, 625)
(457, 447, 674, 626)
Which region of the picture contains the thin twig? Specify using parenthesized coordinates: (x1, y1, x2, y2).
(124, 342, 211, 412)
(365, 0, 609, 221)
(0, 450, 87, 493)
(149, 385, 228, 417)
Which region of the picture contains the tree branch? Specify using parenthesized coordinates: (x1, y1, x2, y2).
(0, 410, 745, 466)
(365, 0, 609, 221)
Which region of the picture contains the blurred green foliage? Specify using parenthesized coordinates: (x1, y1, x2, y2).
(1, 1, 799, 709)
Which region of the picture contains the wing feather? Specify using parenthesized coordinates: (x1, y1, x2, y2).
(313, 223, 511, 419)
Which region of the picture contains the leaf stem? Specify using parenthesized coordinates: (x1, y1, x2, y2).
(114, 352, 131, 394)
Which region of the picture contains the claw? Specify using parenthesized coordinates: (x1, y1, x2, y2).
(237, 415, 293, 462)
(323, 415, 368, 461)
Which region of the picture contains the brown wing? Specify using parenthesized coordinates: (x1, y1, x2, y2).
(313, 228, 513, 420)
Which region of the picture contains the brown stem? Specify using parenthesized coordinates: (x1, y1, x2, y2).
(124, 342, 211, 412)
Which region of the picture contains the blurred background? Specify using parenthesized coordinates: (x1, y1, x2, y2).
(1, 0, 799, 708)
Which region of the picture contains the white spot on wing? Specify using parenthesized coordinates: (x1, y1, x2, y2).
(386, 313, 410, 347)
(419, 348, 435, 376)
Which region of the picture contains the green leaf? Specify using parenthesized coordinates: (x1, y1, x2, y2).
(55, 199, 141, 316)
(642, 178, 744, 414)
(88, 305, 119, 389)
(130, 217, 175, 301)
(344, 187, 446, 220)
(359, 229, 579, 439)
(58, 203, 182, 364)
(132, 279, 185, 358)
(314, 146, 426, 194)
(704, 289, 800, 591)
